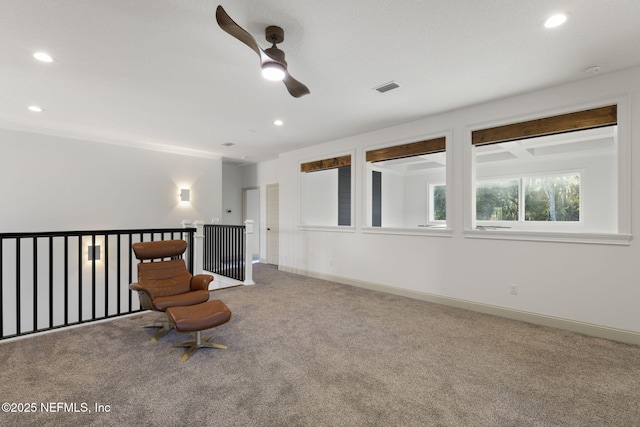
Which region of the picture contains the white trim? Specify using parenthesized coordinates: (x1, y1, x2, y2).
(361, 226, 453, 237)
(208, 272, 253, 288)
(616, 96, 632, 235)
(0, 311, 144, 344)
(297, 225, 356, 233)
(464, 229, 631, 245)
(280, 266, 640, 346)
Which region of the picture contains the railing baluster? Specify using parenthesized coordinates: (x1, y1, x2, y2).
(129, 234, 134, 312)
(33, 237, 37, 332)
(0, 238, 3, 338)
(104, 234, 109, 317)
(78, 236, 82, 323)
(117, 234, 121, 315)
(200, 224, 248, 282)
(16, 238, 21, 335)
(49, 236, 53, 329)
(91, 234, 96, 320)
(64, 236, 69, 326)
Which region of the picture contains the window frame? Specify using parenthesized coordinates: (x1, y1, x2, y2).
(464, 99, 631, 245)
(475, 170, 583, 228)
(427, 182, 447, 224)
(298, 151, 356, 231)
(362, 132, 453, 237)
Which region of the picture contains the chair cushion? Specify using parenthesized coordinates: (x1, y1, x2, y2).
(138, 259, 192, 297)
(152, 290, 210, 311)
(167, 300, 232, 333)
(132, 240, 187, 260)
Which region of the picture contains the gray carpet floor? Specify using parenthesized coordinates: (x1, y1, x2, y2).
(1, 263, 639, 426)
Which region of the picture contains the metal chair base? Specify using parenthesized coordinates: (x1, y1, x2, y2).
(144, 319, 174, 342)
(172, 330, 227, 362)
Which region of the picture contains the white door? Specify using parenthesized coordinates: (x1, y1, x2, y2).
(266, 184, 279, 265)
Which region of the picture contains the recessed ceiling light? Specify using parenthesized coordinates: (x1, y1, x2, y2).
(274, 119, 284, 126)
(33, 52, 53, 62)
(544, 13, 568, 28)
(28, 105, 43, 112)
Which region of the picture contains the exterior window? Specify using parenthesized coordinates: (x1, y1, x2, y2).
(476, 179, 519, 221)
(429, 183, 447, 222)
(524, 175, 580, 221)
(476, 174, 580, 222)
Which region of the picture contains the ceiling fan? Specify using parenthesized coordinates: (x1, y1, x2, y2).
(215, 5, 310, 98)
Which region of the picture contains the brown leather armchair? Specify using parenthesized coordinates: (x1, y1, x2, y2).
(129, 239, 212, 341)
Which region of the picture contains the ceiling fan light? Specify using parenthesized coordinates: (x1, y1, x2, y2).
(544, 13, 568, 28)
(261, 62, 286, 81)
(33, 51, 53, 62)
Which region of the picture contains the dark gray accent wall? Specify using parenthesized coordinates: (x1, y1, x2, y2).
(338, 166, 351, 226)
(372, 171, 382, 227)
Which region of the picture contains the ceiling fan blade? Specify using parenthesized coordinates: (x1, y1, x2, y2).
(216, 5, 310, 98)
(215, 6, 271, 64)
(283, 73, 310, 98)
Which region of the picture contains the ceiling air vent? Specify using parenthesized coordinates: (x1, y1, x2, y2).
(374, 81, 400, 93)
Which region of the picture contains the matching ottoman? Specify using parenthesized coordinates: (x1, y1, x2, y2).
(166, 300, 232, 362)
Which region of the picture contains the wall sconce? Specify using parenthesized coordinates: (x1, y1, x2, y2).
(88, 245, 101, 261)
(180, 188, 190, 203)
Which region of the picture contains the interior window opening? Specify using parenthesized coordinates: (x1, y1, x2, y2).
(366, 137, 447, 229)
(300, 155, 352, 227)
(472, 105, 617, 233)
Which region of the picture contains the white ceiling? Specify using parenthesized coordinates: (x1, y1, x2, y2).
(1, 0, 640, 164)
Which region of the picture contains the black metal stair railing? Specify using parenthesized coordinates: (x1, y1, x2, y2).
(0, 228, 195, 341)
(203, 224, 245, 281)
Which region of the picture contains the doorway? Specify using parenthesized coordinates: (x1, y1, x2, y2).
(266, 184, 279, 265)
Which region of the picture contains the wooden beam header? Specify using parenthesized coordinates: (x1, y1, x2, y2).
(366, 137, 446, 163)
(472, 105, 617, 146)
(301, 154, 351, 173)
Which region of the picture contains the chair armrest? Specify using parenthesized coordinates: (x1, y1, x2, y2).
(130, 282, 156, 298)
(129, 282, 144, 292)
(190, 274, 213, 291)
(129, 282, 155, 310)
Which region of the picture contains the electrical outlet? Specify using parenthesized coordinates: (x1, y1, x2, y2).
(510, 284, 518, 295)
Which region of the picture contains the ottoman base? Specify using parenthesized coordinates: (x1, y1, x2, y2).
(173, 331, 228, 362)
(166, 300, 232, 362)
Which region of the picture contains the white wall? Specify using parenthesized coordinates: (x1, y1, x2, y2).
(244, 187, 260, 257)
(274, 65, 640, 338)
(221, 163, 242, 225)
(241, 159, 279, 262)
(300, 168, 339, 226)
(0, 128, 222, 232)
(0, 128, 224, 334)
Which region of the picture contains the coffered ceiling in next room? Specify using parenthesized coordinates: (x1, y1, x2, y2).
(1, 1, 639, 164)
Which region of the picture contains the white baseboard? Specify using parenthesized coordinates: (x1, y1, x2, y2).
(280, 266, 640, 346)
(0, 311, 146, 344)
(209, 273, 245, 289)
